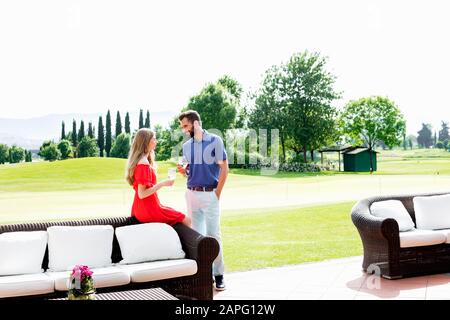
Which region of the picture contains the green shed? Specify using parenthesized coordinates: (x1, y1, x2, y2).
(343, 148, 378, 172)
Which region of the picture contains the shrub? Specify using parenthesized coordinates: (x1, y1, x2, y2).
(9, 146, 26, 163)
(110, 133, 131, 159)
(57, 139, 72, 159)
(39, 144, 61, 161)
(0, 144, 9, 164)
(77, 136, 99, 158)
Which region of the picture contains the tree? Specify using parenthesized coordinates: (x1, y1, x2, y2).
(249, 65, 289, 162)
(25, 150, 32, 162)
(87, 122, 94, 139)
(115, 111, 122, 137)
(218, 75, 243, 100)
(145, 110, 151, 128)
(339, 96, 406, 173)
(39, 143, 60, 161)
(110, 133, 131, 158)
(406, 134, 417, 150)
(185, 76, 239, 133)
(286, 52, 341, 162)
(71, 119, 78, 149)
(77, 136, 99, 158)
(125, 112, 131, 134)
(57, 139, 71, 159)
(78, 120, 85, 142)
(105, 110, 112, 157)
(139, 109, 144, 129)
(61, 121, 66, 141)
(153, 124, 173, 161)
(417, 123, 433, 148)
(98, 116, 105, 157)
(439, 121, 449, 144)
(0, 144, 9, 164)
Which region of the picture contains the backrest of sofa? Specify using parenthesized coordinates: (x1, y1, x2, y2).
(367, 192, 450, 224)
(0, 216, 140, 270)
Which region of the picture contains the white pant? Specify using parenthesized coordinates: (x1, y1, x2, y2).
(185, 189, 224, 276)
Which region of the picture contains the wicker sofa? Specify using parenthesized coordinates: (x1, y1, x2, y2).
(0, 216, 219, 300)
(352, 192, 450, 279)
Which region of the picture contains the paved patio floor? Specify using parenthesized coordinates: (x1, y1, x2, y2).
(213, 256, 450, 300)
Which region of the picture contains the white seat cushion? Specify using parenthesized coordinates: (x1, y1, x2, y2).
(414, 194, 450, 230)
(435, 229, 450, 244)
(370, 200, 415, 231)
(47, 225, 114, 271)
(399, 229, 446, 248)
(0, 231, 48, 276)
(46, 266, 130, 291)
(118, 259, 197, 283)
(115, 223, 185, 264)
(0, 273, 54, 298)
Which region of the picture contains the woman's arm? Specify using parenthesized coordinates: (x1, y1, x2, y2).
(137, 179, 174, 199)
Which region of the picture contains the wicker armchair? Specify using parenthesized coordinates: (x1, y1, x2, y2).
(351, 192, 450, 279)
(0, 217, 219, 300)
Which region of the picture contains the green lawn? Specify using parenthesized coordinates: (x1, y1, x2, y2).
(0, 158, 174, 192)
(222, 202, 360, 272)
(1, 150, 448, 272)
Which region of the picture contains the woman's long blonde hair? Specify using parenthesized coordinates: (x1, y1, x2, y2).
(126, 128, 155, 186)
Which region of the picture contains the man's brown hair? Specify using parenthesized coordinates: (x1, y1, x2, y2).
(178, 110, 201, 125)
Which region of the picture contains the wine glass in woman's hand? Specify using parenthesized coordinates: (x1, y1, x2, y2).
(168, 168, 176, 181)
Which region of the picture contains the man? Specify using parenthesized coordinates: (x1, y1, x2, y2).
(177, 110, 229, 291)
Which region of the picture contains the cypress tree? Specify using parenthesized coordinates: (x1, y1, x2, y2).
(105, 110, 112, 157)
(145, 110, 150, 128)
(125, 112, 131, 134)
(98, 116, 105, 157)
(71, 120, 77, 148)
(88, 122, 94, 138)
(139, 109, 144, 129)
(115, 111, 122, 137)
(78, 120, 85, 141)
(61, 121, 65, 141)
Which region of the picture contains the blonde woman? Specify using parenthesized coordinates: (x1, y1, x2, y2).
(126, 128, 191, 226)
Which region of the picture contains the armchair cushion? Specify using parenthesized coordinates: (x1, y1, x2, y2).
(115, 223, 185, 264)
(0, 231, 48, 276)
(370, 200, 415, 231)
(47, 225, 114, 271)
(414, 194, 450, 230)
(118, 259, 197, 282)
(46, 266, 130, 291)
(399, 229, 446, 248)
(0, 273, 54, 298)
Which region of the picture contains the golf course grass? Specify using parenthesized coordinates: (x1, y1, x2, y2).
(222, 202, 359, 272)
(1, 149, 449, 271)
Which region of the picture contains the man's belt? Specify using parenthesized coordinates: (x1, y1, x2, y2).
(188, 186, 215, 192)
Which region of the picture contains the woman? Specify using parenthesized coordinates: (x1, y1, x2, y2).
(126, 128, 191, 226)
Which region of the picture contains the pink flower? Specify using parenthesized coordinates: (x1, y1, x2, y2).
(70, 265, 93, 281)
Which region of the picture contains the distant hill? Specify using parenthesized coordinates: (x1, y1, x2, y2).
(0, 110, 177, 149)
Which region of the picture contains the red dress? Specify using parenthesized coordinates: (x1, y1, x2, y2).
(131, 164, 186, 225)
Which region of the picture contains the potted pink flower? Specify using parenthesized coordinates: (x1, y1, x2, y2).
(68, 265, 96, 300)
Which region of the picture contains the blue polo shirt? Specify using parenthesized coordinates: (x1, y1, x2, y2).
(182, 130, 227, 188)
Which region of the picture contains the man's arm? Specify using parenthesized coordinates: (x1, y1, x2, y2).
(215, 159, 229, 200)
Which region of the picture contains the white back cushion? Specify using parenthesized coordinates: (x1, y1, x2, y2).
(0, 231, 48, 276)
(414, 194, 450, 230)
(47, 225, 114, 271)
(370, 200, 415, 232)
(116, 223, 185, 264)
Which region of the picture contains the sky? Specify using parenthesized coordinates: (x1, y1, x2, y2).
(0, 0, 449, 135)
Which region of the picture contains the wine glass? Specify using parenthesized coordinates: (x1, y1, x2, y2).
(168, 168, 176, 181)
